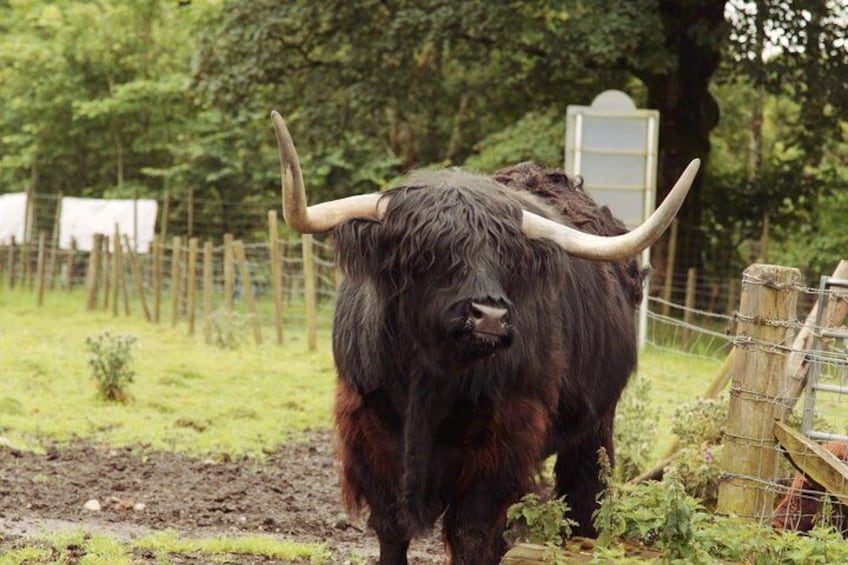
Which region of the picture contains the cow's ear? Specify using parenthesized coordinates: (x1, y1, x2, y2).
(332, 218, 382, 280)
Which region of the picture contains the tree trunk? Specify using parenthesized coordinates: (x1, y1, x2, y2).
(640, 1, 725, 303)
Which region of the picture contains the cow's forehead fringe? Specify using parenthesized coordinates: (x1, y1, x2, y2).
(388, 168, 558, 220)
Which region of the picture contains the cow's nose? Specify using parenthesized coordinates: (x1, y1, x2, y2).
(469, 301, 509, 337)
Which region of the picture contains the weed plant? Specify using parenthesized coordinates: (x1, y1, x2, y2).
(86, 331, 137, 402)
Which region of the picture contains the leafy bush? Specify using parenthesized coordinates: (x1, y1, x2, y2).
(86, 332, 137, 403)
(463, 110, 564, 173)
(505, 493, 577, 549)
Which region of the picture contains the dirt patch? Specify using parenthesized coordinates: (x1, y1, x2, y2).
(0, 430, 444, 563)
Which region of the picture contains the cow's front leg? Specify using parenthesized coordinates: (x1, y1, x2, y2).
(442, 478, 522, 565)
(335, 382, 410, 564)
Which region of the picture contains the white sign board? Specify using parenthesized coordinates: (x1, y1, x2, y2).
(565, 90, 660, 350)
(60, 197, 158, 252)
(0, 193, 27, 244)
(565, 90, 659, 229)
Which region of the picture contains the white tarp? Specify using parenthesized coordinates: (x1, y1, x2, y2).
(0, 192, 27, 244)
(60, 197, 158, 252)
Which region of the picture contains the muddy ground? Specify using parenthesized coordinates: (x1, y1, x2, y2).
(0, 430, 445, 563)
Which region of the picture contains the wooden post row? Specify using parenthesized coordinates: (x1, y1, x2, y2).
(717, 263, 803, 522)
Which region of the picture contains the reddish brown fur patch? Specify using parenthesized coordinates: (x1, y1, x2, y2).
(334, 379, 401, 514)
(773, 441, 848, 532)
(456, 395, 552, 492)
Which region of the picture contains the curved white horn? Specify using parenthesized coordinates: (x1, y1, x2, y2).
(271, 110, 386, 233)
(521, 159, 700, 261)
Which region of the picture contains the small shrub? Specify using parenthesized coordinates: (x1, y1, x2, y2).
(86, 332, 137, 403)
(670, 398, 727, 506)
(505, 493, 577, 551)
(204, 310, 247, 350)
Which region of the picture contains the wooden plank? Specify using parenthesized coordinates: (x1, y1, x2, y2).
(774, 421, 848, 504)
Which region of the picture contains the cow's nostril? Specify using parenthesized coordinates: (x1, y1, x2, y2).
(469, 302, 509, 336)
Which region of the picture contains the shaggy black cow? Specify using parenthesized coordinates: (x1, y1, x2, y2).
(270, 111, 698, 565)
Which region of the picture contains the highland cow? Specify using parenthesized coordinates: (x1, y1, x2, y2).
(270, 111, 699, 565)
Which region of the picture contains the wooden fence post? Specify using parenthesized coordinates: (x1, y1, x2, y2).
(302, 234, 317, 351)
(86, 234, 102, 311)
(48, 193, 62, 290)
(5, 237, 15, 290)
(65, 239, 76, 291)
(186, 237, 199, 336)
(170, 236, 182, 327)
(233, 240, 263, 345)
(153, 236, 162, 323)
(112, 225, 122, 317)
(269, 211, 284, 345)
(223, 233, 234, 312)
(124, 234, 151, 322)
(202, 240, 213, 331)
(661, 219, 678, 317)
(35, 231, 47, 306)
(101, 235, 111, 311)
(716, 263, 802, 522)
(682, 267, 697, 344)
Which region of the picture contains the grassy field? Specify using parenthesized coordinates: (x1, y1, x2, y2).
(0, 288, 337, 456)
(0, 286, 723, 563)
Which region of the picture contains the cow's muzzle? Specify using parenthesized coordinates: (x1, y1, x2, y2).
(451, 299, 514, 356)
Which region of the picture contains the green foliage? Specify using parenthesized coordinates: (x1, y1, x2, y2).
(594, 469, 711, 562)
(668, 398, 726, 508)
(85, 331, 137, 403)
(463, 110, 565, 173)
(505, 493, 577, 548)
(613, 374, 659, 482)
(671, 398, 726, 448)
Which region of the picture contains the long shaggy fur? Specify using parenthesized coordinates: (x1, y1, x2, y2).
(331, 165, 641, 564)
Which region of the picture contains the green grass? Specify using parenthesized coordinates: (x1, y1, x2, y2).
(0, 287, 336, 456)
(0, 529, 331, 565)
(635, 345, 723, 457)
